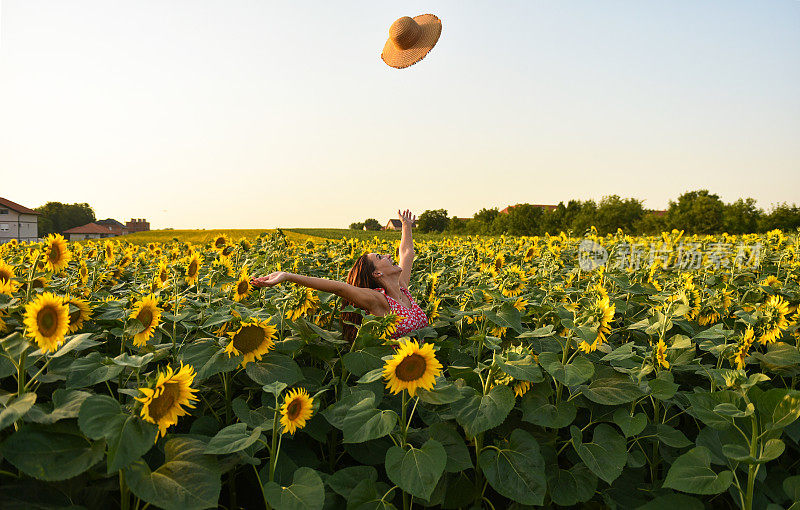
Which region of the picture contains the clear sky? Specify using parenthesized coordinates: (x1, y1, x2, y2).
(1, 1, 798, 229)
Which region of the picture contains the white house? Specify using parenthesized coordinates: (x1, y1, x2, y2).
(0, 197, 39, 243)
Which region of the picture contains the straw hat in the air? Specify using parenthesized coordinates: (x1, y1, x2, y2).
(381, 14, 442, 69)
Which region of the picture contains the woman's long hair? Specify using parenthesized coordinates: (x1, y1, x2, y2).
(340, 254, 381, 342)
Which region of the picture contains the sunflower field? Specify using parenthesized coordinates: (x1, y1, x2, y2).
(1, 229, 800, 510)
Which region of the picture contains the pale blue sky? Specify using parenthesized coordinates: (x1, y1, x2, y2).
(1, 1, 798, 229)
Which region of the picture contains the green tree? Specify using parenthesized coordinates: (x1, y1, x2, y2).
(595, 195, 645, 235)
(349, 222, 365, 230)
(760, 203, 800, 232)
(363, 218, 382, 231)
(498, 204, 544, 235)
(469, 208, 499, 234)
(446, 217, 468, 233)
(571, 200, 598, 234)
(666, 190, 725, 234)
(723, 198, 762, 234)
(35, 202, 95, 237)
(418, 209, 449, 233)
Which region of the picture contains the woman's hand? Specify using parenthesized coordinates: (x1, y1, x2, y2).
(398, 209, 416, 228)
(250, 271, 291, 288)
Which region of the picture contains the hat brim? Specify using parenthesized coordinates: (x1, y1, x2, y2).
(381, 14, 442, 69)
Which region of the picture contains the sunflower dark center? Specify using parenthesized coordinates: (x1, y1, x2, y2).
(148, 382, 180, 421)
(188, 260, 198, 277)
(0, 269, 10, 282)
(48, 246, 61, 263)
(215, 238, 225, 249)
(137, 308, 154, 329)
(395, 354, 427, 382)
(233, 325, 265, 354)
(286, 399, 302, 420)
(32, 278, 45, 289)
(237, 281, 249, 295)
(37, 306, 59, 337)
(159, 269, 168, 282)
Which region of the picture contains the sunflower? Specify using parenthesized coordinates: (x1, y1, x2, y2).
(655, 339, 670, 369)
(78, 260, 89, 284)
(578, 296, 615, 353)
(512, 297, 528, 312)
(760, 275, 782, 289)
(513, 380, 531, 398)
(184, 252, 202, 285)
(500, 265, 527, 297)
(285, 286, 319, 321)
(428, 296, 441, 320)
(383, 339, 443, 397)
(233, 269, 251, 302)
(378, 311, 405, 340)
(732, 327, 755, 370)
(43, 234, 71, 273)
(64, 294, 93, 333)
(757, 295, 790, 344)
(153, 260, 169, 289)
(117, 252, 133, 269)
(0, 260, 18, 294)
(212, 255, 234, 277)
(104, 240, 115, 261)
(129, 294, 162, 347)
(224, 319, 277, 367)
(135, 363, 199, 440)
(493, 252, 506, 271)
(23, 292, 70, 353)
(280, 388, 314, 435)
(212, 234, 230, 252)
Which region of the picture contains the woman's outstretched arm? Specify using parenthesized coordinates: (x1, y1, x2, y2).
(251, 271, 387, 314)
(398, 209, 415, 288)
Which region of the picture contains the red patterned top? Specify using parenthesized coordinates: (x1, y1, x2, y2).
(375, 286, 429, 338)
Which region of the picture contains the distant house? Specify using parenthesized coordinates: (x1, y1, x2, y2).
(0, 196, 40, 243)
(383, 219, 418, 230)
(96, 218, 128, 236)
(126, 218, 150, 233)
(500, 204, 558, 214)
(63, 222, 117, 241)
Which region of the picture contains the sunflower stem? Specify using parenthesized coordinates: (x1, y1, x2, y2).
(269, 396, 280, 482)
(400, 392, 408, 448)
(119, 470, 130, 510)
(473, 433, 485, 506)
(253, 463, 270, 510)
(23, 356, 51, 391)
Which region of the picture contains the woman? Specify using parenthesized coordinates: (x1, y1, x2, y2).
(250, 210, 429, 342)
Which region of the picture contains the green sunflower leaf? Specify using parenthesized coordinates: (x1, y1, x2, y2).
(205, 423, 262, 455)
(263, 467, 325, 510)
(454, 385, 515, 438)
(385, 439, 446, 501)
(125, 437, 222, 510)
(663, 446, 733, 494)
(479, 429, 546, 505)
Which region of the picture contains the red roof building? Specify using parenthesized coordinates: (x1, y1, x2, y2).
(63, 222, 116, 241)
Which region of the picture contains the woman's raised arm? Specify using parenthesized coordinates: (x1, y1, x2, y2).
(251, 272, 387, 314)
(397, 209, 415, 288)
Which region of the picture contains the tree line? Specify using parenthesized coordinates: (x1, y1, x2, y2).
(35, 202, 96, 237)
(412, 190, 800, 235)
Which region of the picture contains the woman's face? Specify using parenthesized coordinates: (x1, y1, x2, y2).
(369, 252, 401, 278)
